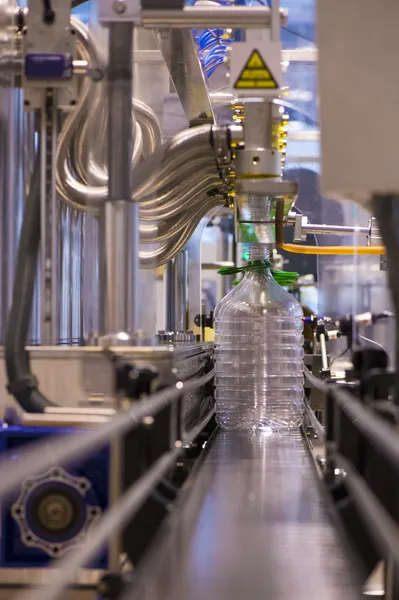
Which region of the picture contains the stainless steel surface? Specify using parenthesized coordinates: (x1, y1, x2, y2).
(158, 29, 214, 123)
(101, 22, 139, 337)
(165, 251, 188, 332)
(0, 343, 213, 410)
(73, 59, 89, 75)
(236, 101, 280, 178)
(0, 87, 24, 343)
(128, 430, 361, 600)
(40, 94, 59, 345)
(271, 0, 280, 44)
(0, 567, 102, 589)
(185, 207, 220, 338)
(141, 6, 288, 28)
(368, 217, 382, 246)
(23, 0, 77, 110)
(287, 213, 370, 238)
(98, 0, 140, 23)
(319, 333, 329, 372)
(81, 343, 213, 399)
(235, 178, 297, 205)
(303, 223, 370, 235)
(304, 401, 325, 441)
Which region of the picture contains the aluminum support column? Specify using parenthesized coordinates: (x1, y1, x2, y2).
(165, 251, 189, 333)
(100, 23, 139, 338)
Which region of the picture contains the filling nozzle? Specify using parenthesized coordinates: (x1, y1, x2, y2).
(233, 99, 295, 248)
(235, 99, 282, 181)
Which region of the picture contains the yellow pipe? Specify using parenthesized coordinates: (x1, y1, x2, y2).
(275, 200, 385, 255)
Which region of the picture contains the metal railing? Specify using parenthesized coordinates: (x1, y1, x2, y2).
(0, 368, 215, 600)
(304, 364, 399, 593)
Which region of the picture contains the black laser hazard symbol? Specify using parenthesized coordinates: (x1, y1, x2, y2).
(234, 49, 278, 90)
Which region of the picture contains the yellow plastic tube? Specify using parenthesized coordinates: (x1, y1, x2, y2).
(275, 201, 385, 255)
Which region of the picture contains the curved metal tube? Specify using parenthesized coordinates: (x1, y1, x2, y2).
(134, 98, 162, 157)
(57, 20, 162, 210)
(139, 195, 224, 268)
(55, 21, 225, 272)
(140, 172, 222, 221)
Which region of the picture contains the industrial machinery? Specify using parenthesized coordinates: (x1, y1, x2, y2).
(0, 0, 398, 599)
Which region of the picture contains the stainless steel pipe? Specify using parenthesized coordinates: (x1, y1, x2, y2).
(302, 224, 369, 236)
(100, 23, 138, 337)
(165, 251, 189, 332)
(140, 6, 288, 28)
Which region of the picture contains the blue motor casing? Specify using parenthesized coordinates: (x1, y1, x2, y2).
(0, 425, 109, 569)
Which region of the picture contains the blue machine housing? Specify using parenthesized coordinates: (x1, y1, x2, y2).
(0, 425, 109, 569)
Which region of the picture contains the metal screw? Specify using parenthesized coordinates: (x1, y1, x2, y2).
(89, 68, 104, 82)
(113, 0, 126, 14)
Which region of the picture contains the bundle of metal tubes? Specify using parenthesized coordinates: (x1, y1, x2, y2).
(56, 18, 227, 271)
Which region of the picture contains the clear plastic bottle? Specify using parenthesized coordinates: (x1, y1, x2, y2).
(214, 245, 304, 432)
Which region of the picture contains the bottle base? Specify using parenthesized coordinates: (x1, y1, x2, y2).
(216, 414, 303, 433)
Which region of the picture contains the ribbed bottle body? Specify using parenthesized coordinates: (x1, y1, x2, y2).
(214, 267, 304, 432)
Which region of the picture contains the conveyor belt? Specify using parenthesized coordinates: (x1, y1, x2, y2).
(128, 430, 361, 600)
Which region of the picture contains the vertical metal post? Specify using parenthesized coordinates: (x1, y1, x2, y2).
(100, 23, 138, 338)
(271, 0, 280, 42)
(108, 436, 123, 570)
(165, 251, 189, 332)
(40, 92, 59, 345)
(319, 333, 329, 372)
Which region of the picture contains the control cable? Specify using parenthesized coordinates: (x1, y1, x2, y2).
(4, 147, 56, 413)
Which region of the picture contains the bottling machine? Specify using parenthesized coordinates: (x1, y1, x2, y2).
(0, 0, 398, 599)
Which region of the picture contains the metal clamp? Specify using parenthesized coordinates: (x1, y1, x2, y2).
(367, 217, 386, 271)
(23, 0, 77, 110)
(367, 217, 382, 246)
(293, 213, 308, 242)
(98, 0, 141, 24)
(211, 126, 231, 180)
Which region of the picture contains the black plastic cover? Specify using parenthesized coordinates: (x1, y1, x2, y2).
(141, 0, 184, 8)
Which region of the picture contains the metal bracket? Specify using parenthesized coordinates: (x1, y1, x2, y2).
(367, 217, 386, 271)
(23, 0, 77, 110)
(293, 213, 308, 242)
(98, 0, 141, 24)
(211, 126, 231, 183)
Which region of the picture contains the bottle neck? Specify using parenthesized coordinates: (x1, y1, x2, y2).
(248, 244, 270, 261)
(244, 245, 274, 281)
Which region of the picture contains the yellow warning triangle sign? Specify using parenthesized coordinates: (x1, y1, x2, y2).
(234, 49, 278, 90)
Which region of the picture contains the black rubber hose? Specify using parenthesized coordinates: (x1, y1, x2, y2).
(4, 151, 56, 412)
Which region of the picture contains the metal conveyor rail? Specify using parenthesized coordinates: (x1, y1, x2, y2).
(127, 430, 361, 600)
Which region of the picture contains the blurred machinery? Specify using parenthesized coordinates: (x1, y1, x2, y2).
(0, 0, 397, 599)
